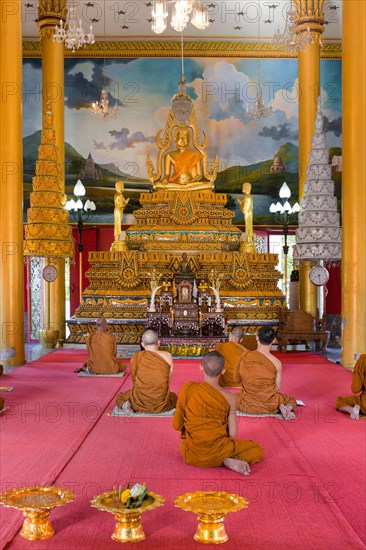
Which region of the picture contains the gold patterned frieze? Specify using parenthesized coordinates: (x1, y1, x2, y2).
(30, 192, 65, 208)
(22, 39, 341, 60)
(26, 208, 69, 224)
(24, 240, 74, 258)
(25, 224, 71, 239)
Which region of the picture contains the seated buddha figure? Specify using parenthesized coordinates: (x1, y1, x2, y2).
(161, 125, 203, 185)
(146, 85, 218, 192)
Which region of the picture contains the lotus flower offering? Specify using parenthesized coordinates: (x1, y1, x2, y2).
(91, 483, 164, 543)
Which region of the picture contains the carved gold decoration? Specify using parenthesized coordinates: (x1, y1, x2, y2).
(91, 490, 164, 543)
(24, 109, 74, 259)
(22, 40, 341, 60)
(0, 485, 74, 541)
(175, 491, 248, 544)
(147, 91, 218, 192)
(67, 80, 287, 345)
(37, 0, 67, 40)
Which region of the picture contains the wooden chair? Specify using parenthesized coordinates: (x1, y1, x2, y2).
(276, 309, 328, 354)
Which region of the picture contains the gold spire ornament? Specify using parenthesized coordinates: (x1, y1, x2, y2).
(24, 108, 74, 259)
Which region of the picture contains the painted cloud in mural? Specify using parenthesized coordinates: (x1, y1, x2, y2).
(22, 57, 342, 180)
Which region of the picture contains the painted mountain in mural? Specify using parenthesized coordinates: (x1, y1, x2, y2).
(215, 142, 299, 196)
(23, 131, 146, 185)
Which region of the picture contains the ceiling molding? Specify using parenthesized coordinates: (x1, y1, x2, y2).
(23, 39, 341, 59)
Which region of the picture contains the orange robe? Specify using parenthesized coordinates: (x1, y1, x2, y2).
(171, 150, 203, 182)
(84, 332, 125, 374)
(116, 350, 177, 413)
(173, 381, 264, 468)
(215, 341, 245, 387)
(234, 350, 297, 414)
(336, 354, 366, 414)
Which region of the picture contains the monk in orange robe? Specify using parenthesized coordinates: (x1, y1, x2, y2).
(235, 326, 297, 420)
(76, 318, 126, 375)
(215, 326, 246, 387)
(173, 351, 264, 475)
(336, 354, 366, 419)
(116, 329, 177, 413)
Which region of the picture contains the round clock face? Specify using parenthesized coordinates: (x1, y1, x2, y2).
(309, 266, 329, 286)
(42, 265, 58, 283)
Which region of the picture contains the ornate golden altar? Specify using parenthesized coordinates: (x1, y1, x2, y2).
(66, 78, 285, 351)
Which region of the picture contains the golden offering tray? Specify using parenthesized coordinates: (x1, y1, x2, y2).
(0, 485, 75, 541)
(175, 491, 248, 544)
(91, 490, 165, 543)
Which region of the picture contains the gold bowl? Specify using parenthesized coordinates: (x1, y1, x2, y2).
(91, 490, 165, 543)
(175, 491, 248, 544)
(38, 329, 60, 349)
(0, 485, 75, 540)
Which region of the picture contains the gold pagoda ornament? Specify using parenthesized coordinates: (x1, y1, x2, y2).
(24, 109, 74, 259)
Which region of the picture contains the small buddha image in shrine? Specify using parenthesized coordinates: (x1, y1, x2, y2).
(147, 257, 225, 340)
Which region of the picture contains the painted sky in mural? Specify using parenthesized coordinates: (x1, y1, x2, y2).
(22, 57, 341, 222)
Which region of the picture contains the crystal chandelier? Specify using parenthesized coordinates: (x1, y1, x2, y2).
(53, 5, 95, 52)
(247, 10, 272, 121)
(91, 88, 119, 119)
(151, 1, 210, 34)
(273, 1, 319, 53)
(247, 93, 272, 120)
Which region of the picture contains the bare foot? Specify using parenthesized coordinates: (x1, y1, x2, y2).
(350, 405, 360, 420)
(121, 400, 134, 415)
(223, 458, 251, 476)
(279, 404, 296, 420)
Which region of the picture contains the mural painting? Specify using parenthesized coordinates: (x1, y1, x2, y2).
(22, 57, 342, 224)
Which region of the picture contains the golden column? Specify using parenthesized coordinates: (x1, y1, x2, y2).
(38, 0, 67, 340)
(0, 0, 25, 366)
(295, 0, 325, 316)
(342, 0, 366, 368)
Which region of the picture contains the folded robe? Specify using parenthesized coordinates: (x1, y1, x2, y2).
(234, 350, 297, 414)
(173, 381, 264, 468)
(215, 341, 246, 387)
(336, 354, 366, 414)
(83, 332, 126, 374)
(116, 350, 177, 413)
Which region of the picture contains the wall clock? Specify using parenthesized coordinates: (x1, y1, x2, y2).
(42, 265, 58, 282)
(309, 266, 329, 286)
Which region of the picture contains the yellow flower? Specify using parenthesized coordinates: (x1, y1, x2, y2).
(121, 489, 131, 504)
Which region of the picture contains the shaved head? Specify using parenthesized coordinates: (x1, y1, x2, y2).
(96, 318, 107, 331)
(141, 329, 159, 347)
(202, 351, 225, 377)
(230, 326, 244, 341)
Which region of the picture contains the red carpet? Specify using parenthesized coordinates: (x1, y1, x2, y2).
(1, 350, 365, 549)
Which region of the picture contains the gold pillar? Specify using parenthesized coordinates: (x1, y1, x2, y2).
(38, 1, 67, 340)
(295, 1, 324, 316)
(0, 0, 25, 366)
(341, 0, 366, 368)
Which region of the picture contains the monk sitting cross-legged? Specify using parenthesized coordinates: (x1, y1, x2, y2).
(336, 354, 366, 420)
(234, 326, 297, 420)
(116, 329, 178, 414)
(173, 351, 264, 476)
(214, 326, 246, 387)
(76, 318, 126, 375)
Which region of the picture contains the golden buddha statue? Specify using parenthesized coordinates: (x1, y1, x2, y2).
(161, 125, 203, 185)
(110, 181, 129, 251)
(146, 79, 218, 192)
(238, 182, 254, 243)
(237, 182, 256, 253)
